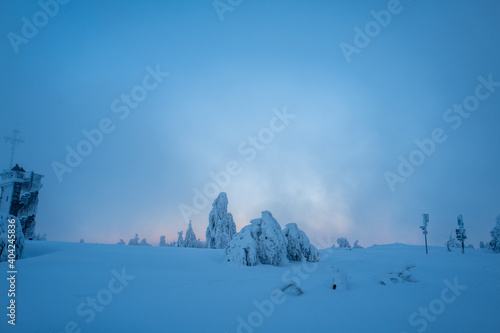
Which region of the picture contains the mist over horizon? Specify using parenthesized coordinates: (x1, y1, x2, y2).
(2, 0, 500, 249)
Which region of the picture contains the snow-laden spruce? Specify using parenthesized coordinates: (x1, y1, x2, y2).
(489, 215, 500, 253)
(0, 215, 24, 261)
(184, 221, 197, 248)
(206, 192, 236, 249)
(282, 223, 319, 262)
(226, 211, 288, 266)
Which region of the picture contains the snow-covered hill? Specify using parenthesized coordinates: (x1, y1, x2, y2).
(1, 241, 499, 332)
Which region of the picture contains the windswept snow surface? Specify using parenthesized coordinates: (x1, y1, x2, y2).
(1, 241, 499, 332)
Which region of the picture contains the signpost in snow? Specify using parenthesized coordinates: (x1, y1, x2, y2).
(420, 214, 429, 254)
(456, 214, 467, 254)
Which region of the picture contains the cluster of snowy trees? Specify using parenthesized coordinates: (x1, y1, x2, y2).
(226, 211, 319, 266)
(332, 238, 363, 249)
(0, 215, 25, 262)
(172, 221, 204, 248)
(124, 234, 151, 246)
(489, 215, 500, 253)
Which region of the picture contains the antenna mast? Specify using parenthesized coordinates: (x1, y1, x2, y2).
(4, 129, 24, 169)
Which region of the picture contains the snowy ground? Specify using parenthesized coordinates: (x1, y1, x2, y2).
(1, 241, 499, 333)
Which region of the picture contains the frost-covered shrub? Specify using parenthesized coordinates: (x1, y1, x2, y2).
(489, 215, 500, 253)
(0, 215, 25, 261)
(445, 233, 460, 251)
(206, 192, 236, 249)
(337, 238, 351, 248)
(79, 239, 85, 243)
(117, 239, 125, 245)
(140, 238, 151, 246)
(479, 241, 485, 249)
(282, 223, 319, 262)
(226, 211, 288, 266)
(353, 240, 363, 249)
(176, 231, 184, 247)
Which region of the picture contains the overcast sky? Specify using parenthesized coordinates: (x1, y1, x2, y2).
(1, 0, 499, 248)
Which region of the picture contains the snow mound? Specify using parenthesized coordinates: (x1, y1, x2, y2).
(282, 223, 319, 262)
(226, 211, 288, 266)
(378, 264, 417, 285)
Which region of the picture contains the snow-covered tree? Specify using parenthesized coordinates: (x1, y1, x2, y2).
(128, 233, 140, 246)
(140, 238, 151, 246)
(337, 238, 351, 248)
(353, 240, 363, 249)
(177, 231, 184, 248)
(226, 211, 288, 266)
(445, 233, 460, 251)
(206, 192, 237, 249)
(489, 215, 500, 253)
(282, 223, 319, 262)
(117, 239, 125, 245)
(79, 239, 85, 243)
(479, 241, 485, 249)
(184, 221, 198, 248)
(0, 215, 25, 261)
(159, 235, 166, 247)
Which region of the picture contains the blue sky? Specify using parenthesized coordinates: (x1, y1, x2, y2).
(1, 0, 499, 247)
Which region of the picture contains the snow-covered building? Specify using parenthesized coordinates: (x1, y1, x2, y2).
(0, 164, 44, 238)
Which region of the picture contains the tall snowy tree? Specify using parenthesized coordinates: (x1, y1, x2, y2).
(184, 221, 198, 248)
(226, 211, 288, 266)
(489, 215, 500, 253)
(159, 235, 166, 247)
(206, 192, 237, 249)
(282, 223, 319, 262)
